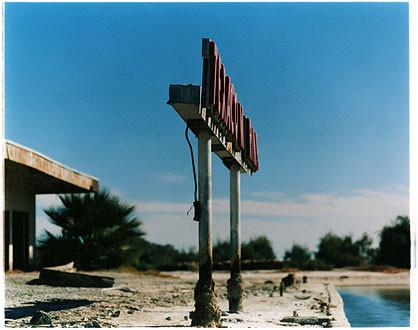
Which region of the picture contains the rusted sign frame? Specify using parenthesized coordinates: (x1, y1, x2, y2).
(168, 39, 259, 176)
(201, 38, 259, 172)
(168, 84, 253, 175)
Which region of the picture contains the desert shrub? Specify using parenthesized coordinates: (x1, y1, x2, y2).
(283, 244, 312, 269)
(303, 258, 333, 270)
(213, 236, 276, 263)
(315, 232, 373, 268)
(375, 216, 410, 268)
(242, 235, 276, 260)
(134, 240, 198, 270)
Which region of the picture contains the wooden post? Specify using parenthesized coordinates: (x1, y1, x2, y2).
(8, 212, 13, 271)
(227, 164, 243, 312)
(190, 129, 221, 327)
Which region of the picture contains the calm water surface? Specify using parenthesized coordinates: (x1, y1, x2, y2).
(338, 286, 410, 327)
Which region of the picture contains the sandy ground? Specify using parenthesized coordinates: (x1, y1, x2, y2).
(4, 269, 409, 328)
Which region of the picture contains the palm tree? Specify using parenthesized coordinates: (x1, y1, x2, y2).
(38, 190, 144, 270)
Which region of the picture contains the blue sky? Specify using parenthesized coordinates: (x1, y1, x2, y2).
(5, 2, 409, 257)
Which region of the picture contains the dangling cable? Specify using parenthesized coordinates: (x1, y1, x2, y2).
(185, 123, 200, 221)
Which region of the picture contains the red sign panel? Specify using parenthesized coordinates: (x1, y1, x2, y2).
(201, 39, 259, 172)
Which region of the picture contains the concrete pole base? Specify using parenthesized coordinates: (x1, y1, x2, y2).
(227, 273, 244, 313)
(190, 278, 222, 327)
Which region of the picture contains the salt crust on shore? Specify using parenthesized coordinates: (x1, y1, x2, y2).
(4, 269, 409, 328)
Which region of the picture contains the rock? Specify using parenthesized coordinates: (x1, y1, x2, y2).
(109, 310, 120, 317)
(281, 316, 332, 327)
(221, 311, 229, 316)
(166, 316, 172, 321)
(37, 268, 114, 288)
(293, 310, 299, 317)
(119, 287, 136, 293)
(294, 293, 311, 300)
(30, 310, 52, 325)
(84, 320, 102, 328)
(282, 273, 295, 288)
(264, 280, 274, 284)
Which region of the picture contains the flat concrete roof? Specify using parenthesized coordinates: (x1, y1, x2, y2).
(5, 140, 99, 194)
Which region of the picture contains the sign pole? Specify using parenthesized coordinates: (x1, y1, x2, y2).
(168, 38, 259, 326)
(190, 128, 221, 327)
(227, 163, 243, 312)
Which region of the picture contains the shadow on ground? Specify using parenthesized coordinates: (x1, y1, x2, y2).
(5, 299, 94, 320)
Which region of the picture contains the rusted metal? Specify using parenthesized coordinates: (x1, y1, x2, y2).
(227, 256, 243, 313)
(168, 84, 252, 175)
(201, 38, 259, 172)
(168, 38, 259, 174)
(227, 164, 243, 313)
(191, 275, 221, 327)
(190, 129, 221, 327)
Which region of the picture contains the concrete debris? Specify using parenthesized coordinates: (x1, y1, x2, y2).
(30, 310, 52, 325)
(109, 310, 120, 317)
(282, 273, 295, 288)
(83, 320, 102, 328)
(281, 316, 332, 328)
(103, 286, 136, 293)
(293, 293, 311, 300)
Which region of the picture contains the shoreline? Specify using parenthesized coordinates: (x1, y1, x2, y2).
(4, 269, 409, 327)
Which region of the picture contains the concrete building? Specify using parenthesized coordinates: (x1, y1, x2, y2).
(4, 140, 99, 271)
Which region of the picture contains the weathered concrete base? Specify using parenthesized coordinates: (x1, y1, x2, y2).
(190, 278, 221, 327)
(227, 273, 243, 313)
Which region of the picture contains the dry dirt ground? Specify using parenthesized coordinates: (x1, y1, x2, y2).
(4, 269, 409, 328)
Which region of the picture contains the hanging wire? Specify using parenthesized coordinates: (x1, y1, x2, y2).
(185, 122, 199, 220)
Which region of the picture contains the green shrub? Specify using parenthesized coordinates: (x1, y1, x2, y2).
(38, 190, 144, 270)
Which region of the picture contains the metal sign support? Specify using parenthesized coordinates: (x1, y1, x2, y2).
(190, 129, 221, 327)
(169, 39, 259, 326)
(227, 163, 243, 312)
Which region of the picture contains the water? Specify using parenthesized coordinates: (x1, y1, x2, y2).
(338, 286, 410, 327)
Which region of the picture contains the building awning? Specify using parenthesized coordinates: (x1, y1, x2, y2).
(5, 140, 99, 194)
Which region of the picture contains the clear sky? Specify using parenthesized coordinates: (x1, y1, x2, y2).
(5, 2, 409, 257)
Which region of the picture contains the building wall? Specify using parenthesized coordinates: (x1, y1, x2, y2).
(5, 176, 36, 270)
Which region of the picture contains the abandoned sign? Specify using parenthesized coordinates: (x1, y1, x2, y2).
(168, 38, 259, 174)
(201, 39, 259, 172)
(168, 38, 259, 324)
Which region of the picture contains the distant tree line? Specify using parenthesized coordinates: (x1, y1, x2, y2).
(38, 190, 277, 270)
(283, 215, 410, 270)
(38, 190, 410, 271)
